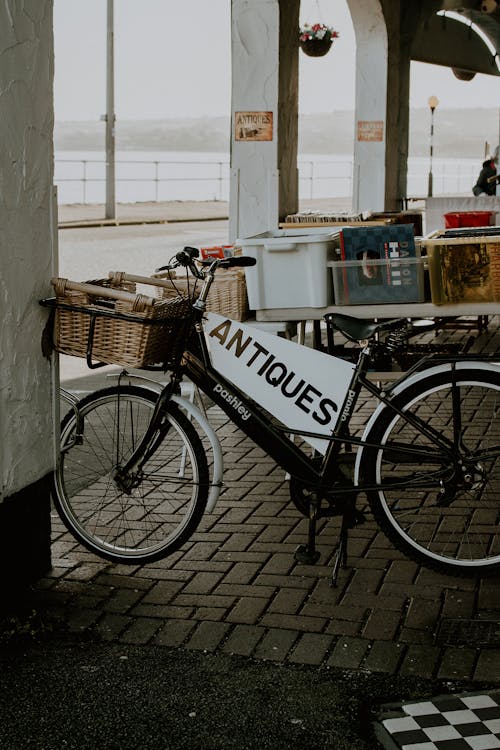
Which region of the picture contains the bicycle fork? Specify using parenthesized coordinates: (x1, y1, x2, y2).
(113, 385, 177, 493)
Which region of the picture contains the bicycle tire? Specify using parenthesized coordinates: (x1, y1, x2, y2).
(54, 385, 209, 564)
(361, 366, 500, 575)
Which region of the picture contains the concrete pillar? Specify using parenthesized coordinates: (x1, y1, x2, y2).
(229, 0, 300, 241)
(0, 0, 55, 603)
(347, 0, 388, 213)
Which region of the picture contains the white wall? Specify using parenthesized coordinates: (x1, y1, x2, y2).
(0, 0, 55, 499)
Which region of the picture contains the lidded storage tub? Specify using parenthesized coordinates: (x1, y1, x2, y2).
(235, 229, 339, 310)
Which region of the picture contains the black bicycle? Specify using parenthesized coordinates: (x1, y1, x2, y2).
(48, 248, 500, 582)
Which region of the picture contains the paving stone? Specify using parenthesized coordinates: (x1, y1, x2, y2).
(259, 613, 326, 633)
(288, 633, 334, 665)
(222, 624, 265, 657)
(346, 568, 385, 594)
(362, 608, 403, 641)
(130, 602, 194, 619)
(404, 597, 441, 631)
(261, 553, 295, 576)
(177, 561, 232, 574)
(362, 640, 404, 674)
(181, 543, 221, 561)
(254, 628, 298, 661)
(441, 589, 476, 620)
(120, 617, 161, 645)
(341, 592, 407, 611)
(221, 562, 261, 585)
(154, 619, 196, 647)
(94, 573, 152, 591)
(383, 560, 419, 584)
(399, 644, 441, 678)
(253, 573, 313, 590)
(174, 592, 236, 608)
(327, 637, 370, 670)
(138, 568, 192, 582)
(65, 607, 101, 634)
(325, 619, 362, 637)
(193, 607, 227, 621)
(474, 648, 500, 681)
(267, 587, 307, 615)
(181, 572, 225, 595)
(397, 627, 435, 645)
(478, 578, 500, 610)
(102, 588, 144, 613)
(214, 533, 255, 552)
(437, 646, 477, 680)
(184, 621, 231, 652)
(95, 613, 130, 641)
(225, 597, 268, 625)
(65, 563, 108, 581)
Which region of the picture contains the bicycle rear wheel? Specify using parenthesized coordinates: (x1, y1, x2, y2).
(54, 385, 209, 564)
(362, 366, 500, 575)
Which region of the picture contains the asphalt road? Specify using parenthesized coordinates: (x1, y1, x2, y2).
(0, 634, 470, 750)
(57, 219, 230, 282)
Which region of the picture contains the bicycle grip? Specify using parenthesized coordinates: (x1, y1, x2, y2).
(221, 256, 256, 268)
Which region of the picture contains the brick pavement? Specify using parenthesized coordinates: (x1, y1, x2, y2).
(34, 318, 500, 683)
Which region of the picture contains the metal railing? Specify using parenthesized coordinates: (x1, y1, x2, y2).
(54, 158, 231, 203)
(54, 157, 353, 204)
(54, 156, 478, 205)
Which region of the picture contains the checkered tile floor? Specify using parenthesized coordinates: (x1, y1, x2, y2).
(374, 692, 500, 749)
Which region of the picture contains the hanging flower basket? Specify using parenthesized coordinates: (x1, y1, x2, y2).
(299, 23, 339, 57)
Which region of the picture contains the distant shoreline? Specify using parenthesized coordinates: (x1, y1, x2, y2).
(54, 109, 500, 159)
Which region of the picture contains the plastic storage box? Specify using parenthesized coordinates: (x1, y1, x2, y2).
(423, 235, 500, 304)
(444, 211, 494, 229)
(235, 229, 339, 309)
(328, 256, 425, 305)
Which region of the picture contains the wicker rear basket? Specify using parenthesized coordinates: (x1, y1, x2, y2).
(152, 268, 250, 321)
(50, 277, 193, 369)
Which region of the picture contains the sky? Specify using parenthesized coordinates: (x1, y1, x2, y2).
(53, 0, 500, 121)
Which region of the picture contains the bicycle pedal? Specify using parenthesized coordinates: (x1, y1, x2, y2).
(294, 544, 321, 565)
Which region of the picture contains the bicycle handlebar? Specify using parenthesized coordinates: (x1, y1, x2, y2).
(156, 247, 256, 278)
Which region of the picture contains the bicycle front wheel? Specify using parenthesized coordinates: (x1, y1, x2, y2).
(363, 366, 500, 575)
(54, 385, 209, 564)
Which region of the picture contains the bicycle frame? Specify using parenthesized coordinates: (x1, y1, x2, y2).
(178, 314, 461, 496)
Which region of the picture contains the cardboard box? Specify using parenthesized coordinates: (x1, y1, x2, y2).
(423, 236, 500, 305)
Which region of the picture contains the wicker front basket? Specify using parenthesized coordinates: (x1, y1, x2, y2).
(153, 268, 250, 321)
(51, 277, 193, 369)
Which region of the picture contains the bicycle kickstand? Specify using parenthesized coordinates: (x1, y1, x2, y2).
(294, 493, 321, 566)
(331, 512, 350, 587)
(331, 498, 364, 588)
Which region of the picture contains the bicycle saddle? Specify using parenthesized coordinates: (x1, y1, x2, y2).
(324, 313, 405, 342)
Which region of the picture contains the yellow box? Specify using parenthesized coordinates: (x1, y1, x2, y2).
(422, 236, 500, 305)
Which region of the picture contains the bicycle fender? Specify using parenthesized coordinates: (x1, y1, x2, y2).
(170, 394, 224, 513)
(353, 360, 500, 485)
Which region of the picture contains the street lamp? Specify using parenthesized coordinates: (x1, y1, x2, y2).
(427, 95, 439, 198)
(105, 0, 116, 220)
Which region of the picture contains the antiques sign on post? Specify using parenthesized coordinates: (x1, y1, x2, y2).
(235, 112, 273, 141)
(357, 120, 384, 142)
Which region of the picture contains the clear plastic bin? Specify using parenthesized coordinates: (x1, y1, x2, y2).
(328, 257, 425, 305)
